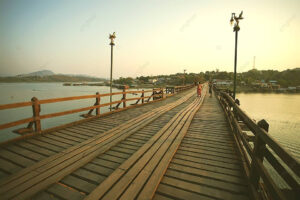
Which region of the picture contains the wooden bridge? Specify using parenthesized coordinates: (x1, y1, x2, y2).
(0, 84, 299, 200)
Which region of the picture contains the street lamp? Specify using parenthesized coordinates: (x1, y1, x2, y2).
(230, 11, 243, 100)
(109, 32, 116, 111)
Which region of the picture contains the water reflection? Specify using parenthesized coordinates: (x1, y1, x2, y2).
(237, 93, 300, 160)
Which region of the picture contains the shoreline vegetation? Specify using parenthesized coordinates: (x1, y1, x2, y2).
(0, 74, 105, 83)
(1, 68, 299, 93)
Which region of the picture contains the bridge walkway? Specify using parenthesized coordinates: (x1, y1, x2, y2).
(152, 91, 250, 200)
(0, 88, 251, 200)
(0, 88, 193, 181)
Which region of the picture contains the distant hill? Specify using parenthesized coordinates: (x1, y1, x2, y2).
(0, 70, 107, 82)
(17, 70, 55, 77)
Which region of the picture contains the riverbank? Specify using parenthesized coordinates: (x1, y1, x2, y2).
(62, 82, 170, 89)
(218, 86, 300, 94)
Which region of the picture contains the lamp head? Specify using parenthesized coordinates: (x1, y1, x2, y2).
(230, 13, 235, 26)
(109, 32, 116, 45)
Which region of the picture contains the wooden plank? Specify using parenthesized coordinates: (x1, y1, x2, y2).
(72, 126, 102, 135)
(0, 170, 9, 180)
(72, 168, 106, 184)
(179, 146, 240, 161)
(160, 176, 249, 200)
(125, 138, 146, 145)
(51, 131, 85, 143)
(0, 149, 35, 168)
(130, 135, 151, 142)
(185, 132, 233, 141)
(183, 137, 235, 147)
(111, 146, 136, 154)
(101, 154, 126, 164)
(174, 151, 242, 171)
(181, 140, 235, 152)
(172, 157, 243, 177)
(0, 101, 32, 110)
(165, 168, 248, 194)
(117, 143, 140, 151)
(47, 183, 86, 200)
(16, 141, 57, 157)
(168, 163, 246, 185)
(27, 138, 64, 152)
(83, 163, 113, 176)
(105, 150, 131, 159)
(0, 157, 22, 174)
(176, 149, 240, 164)
(82, 123, 111, 130)
(43, 134, 79, 146)
(32, 191, 61, 200)
(152, 193, 174, 200)
(60, 175, 97, 194)
(155, 183, 214, 200)
(180, 141, 236, 154)
(121, 140, 143, 147)
(5, 144, 46, 161)
(91, 158, 120, 170)
(59, 128, 93, 139)
(33, 136, 72, 149)
(0, 117, 33, 130)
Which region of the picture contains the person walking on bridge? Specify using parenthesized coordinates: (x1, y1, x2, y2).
(197, 83, 202, 97)
(209, 82, 212, 97)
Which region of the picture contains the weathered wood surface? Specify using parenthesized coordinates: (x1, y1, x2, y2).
(0, 88, 193, 182)
(152, 91, 250, 200)
(0, 86, 253, 200)
(0, 88, 198, 199)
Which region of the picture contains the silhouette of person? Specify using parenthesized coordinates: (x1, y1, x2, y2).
(209, 82, 212, 97)
(197, 83, 202, 97)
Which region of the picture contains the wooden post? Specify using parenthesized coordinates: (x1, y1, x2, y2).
(96, 92, 100, 116)
(250, 119, 269, 190)
(142, 90, 144, 104)
(31, 97, 41, 133)
(123, 85, 128, 108)
(152, 88, 155, 101)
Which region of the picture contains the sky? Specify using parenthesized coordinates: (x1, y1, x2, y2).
(0, 0, 299, 78)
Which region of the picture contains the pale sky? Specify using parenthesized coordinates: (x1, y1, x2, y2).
(0, 0, 299, 78)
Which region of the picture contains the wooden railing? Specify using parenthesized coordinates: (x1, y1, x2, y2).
(215, 88, 300, 200)
(166, 84, 195, 94)
(0, 84, 194, 141)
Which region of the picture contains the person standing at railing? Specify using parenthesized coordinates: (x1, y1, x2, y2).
(197, 83, 202, 97)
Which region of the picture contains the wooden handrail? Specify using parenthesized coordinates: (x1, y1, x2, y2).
(216, 89, 300, 200)
(0, 84, 195, 136)
(0, 101, 33, 110)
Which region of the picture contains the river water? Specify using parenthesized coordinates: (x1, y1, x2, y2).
(0, 83, 147, 142)
(236, 93, 300, 161)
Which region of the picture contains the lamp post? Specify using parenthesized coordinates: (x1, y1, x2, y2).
(230, 11, 243, 100)
(109, 32, 116, 111)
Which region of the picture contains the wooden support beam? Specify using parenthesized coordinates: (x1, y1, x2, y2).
(31, 97, 41, 134)
(95, 92, 100, 116)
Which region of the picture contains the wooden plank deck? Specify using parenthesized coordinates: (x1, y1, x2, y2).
(0, 87, 252, 200)
(152, 92, 250, 200)
(0, 88, 193, 181)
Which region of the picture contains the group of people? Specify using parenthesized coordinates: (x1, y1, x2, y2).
(196, 82, 213, 97)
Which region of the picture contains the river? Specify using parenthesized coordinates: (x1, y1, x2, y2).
(0, 83, 145, 142)
(236, 93, 300, 161)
